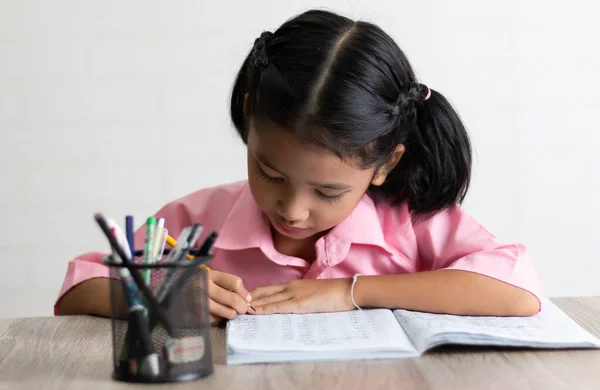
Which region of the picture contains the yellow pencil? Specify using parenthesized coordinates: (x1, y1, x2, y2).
(165, 235, 210, 269)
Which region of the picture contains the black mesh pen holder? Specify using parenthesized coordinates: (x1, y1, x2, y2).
(103, 254, 213, 383)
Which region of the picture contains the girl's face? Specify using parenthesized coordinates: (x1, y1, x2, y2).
(246, 120, 384, 241)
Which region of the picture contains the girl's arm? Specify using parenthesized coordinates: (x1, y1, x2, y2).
(56, 277, 126, 318)
(402, 204, 544, 316)
(352, 270, 540, 316)
(249, 269, 540, 317)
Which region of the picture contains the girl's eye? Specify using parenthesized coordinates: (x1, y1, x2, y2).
(258, 168, 284, 184)
(258, 164, 343, 203)
(315, 191, 343, 203)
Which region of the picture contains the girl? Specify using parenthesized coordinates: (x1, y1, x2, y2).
(55, 9, 543, 324)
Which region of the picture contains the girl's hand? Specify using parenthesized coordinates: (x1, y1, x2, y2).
(207, 270, 253, 325)
(249, 278, 354, 315)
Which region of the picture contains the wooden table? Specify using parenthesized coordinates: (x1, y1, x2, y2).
(1, 297, 600, 389)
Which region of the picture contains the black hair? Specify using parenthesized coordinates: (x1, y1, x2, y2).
(230, 9, 472, 215)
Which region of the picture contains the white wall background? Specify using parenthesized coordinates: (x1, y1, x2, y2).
(0, 0, 598, 318)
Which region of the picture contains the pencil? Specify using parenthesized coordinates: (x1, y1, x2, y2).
(166, 233, 256, 311)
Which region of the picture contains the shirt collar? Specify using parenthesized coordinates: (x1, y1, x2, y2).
(213, 182, 393, 264)
(321, 193, 394, 266)
(213, 183, 267, 251)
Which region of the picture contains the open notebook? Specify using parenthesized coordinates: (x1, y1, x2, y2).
(226, 300, 600, 364)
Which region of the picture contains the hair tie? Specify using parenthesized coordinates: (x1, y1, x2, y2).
(252, 31, 273, 68)
(424, 87, 431, 101)
(391, 84, 431, 116)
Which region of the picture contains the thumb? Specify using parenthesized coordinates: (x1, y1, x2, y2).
(210, 270, 253, 303)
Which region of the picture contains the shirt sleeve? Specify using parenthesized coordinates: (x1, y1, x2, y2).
(411, 205, 545, 309)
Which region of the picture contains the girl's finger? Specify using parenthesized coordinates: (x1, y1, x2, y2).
(254, 299, 298, 315)
(209, 299, 240, 320)
(210, 271, 252, 302)
(251, 291, 292, 308)
(250, 284, 288, 300)
(209, 279, 250, 315)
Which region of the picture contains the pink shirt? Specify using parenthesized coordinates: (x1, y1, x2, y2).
(54, 180, 544, 315)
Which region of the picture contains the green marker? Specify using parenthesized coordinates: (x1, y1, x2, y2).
(143, 216, 157, 286)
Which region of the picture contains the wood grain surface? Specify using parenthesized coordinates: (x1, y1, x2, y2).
(1, 297, 600, 390)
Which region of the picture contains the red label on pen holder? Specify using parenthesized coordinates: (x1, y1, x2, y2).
(165, 336, 205, 364)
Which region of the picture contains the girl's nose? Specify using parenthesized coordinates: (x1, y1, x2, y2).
(276, 196, 309, 223)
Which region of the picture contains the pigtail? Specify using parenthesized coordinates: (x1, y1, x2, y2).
(374, 88, 472, 215)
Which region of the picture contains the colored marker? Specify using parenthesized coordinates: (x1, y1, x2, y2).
(125, 215, 135, 257)
(156, 227, 168, 262)
(151, 218, 165, 262)
(197, 231, 218, 256)
(142, 217, 157, 285)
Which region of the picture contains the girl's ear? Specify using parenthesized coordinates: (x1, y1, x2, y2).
(371, 144, 405, 186)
